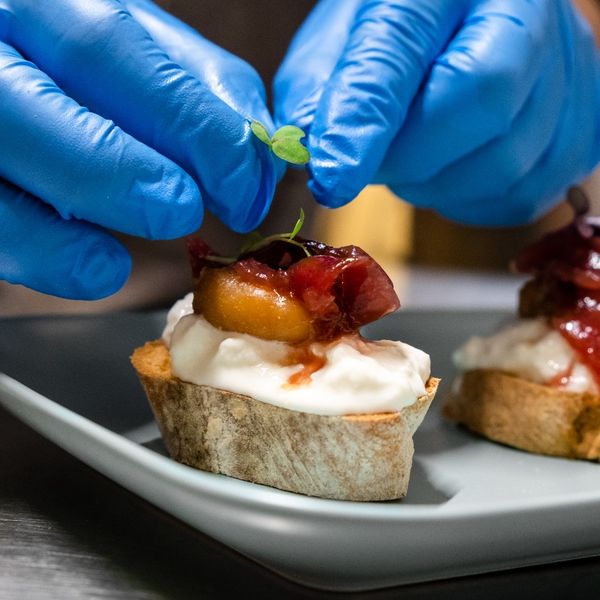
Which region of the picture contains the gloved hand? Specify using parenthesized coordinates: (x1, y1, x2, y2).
(274, 0, 600, 226)
(0, 0, 278, 300)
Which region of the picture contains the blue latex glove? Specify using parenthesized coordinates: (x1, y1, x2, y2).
(0, 0, 278, 300)
(275, 0, 600, 226)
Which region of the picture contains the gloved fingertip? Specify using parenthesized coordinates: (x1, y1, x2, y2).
(171, 175, 204, 236)
(225, 141, 277, 234)
(308, 176, 354, 209)
(227, 189, 271, 234)
(303, 129, 368, 208)
(306, 152, 361, 208)
(274, 156, 287, 183)
(436, 194, 556, 228)
(145, 170, 203, 240)
(70, 238, 132, 300)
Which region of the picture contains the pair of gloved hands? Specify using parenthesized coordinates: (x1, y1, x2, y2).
(1, 0, 599, 300)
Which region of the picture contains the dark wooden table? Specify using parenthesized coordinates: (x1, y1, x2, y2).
(3, 391, 600, 599)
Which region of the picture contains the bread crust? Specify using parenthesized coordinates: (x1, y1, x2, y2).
(131, 340, 439, 501)
(444, 369, 600, 460)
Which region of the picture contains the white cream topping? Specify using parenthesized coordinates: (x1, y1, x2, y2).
(162, 292, 194, 346)
(454, 317, 598, 394)
(162, 296, 430, 416)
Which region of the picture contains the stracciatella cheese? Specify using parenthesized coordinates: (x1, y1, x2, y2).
(162, 294, 430, 416)
(162, 292, 194, 345)
(453, 317, 598, 394)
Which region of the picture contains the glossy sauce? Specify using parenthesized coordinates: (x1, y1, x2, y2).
(515, 217, 600, 386)
(554, 305, 600, 386)
(187, 237, 400, 343)
(547, 363, 574, 388)
(282, 346, 327, 387)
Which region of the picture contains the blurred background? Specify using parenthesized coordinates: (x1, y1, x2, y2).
(1, 0, 597, 317)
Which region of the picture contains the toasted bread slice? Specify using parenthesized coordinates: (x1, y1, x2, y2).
(131, 340, 439, 501)
(444, 369, 600, 460)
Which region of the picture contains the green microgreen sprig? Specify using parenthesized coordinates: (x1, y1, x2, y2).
(242, 208, 309, 257)
(205, 209, 310, 266)
(251, 120, 310, 165)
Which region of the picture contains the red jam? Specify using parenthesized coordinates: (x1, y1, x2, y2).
(282, 346, 328, 387)
(187, 236, 400, 342)
(515, 211, 600, 384)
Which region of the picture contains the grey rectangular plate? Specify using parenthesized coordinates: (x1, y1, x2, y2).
(1, 311, 600, 592)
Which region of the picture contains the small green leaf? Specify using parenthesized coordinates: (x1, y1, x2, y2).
(272, 139, 310, 165)
(250, 120, 272, 147)
(288, 208, 305, 240)
(272, 125, 306, 144)
(250, 120, 310, 165)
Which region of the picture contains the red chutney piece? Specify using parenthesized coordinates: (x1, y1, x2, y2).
(514, 198, 600, 384)
(187, 236, 400, 342)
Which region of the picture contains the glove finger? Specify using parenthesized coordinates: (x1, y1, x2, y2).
(123, 0, 286, 182)
(388, 58, 564, 209)
(500, 7, 600, 216)
(123, 0, 274, 130)
(0, 178, 130, 300)
(392, 175, 547, 226)
(307, 0, 468, 207)
(436, 1, 600, 227)
(380, 0, 549, 184)
(394, 10, 600, 230)
(273, 0, 363, 131)
(0, 42, 201, 240)
(392, 182, 546, 227)
(7, 0, 275, 233)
